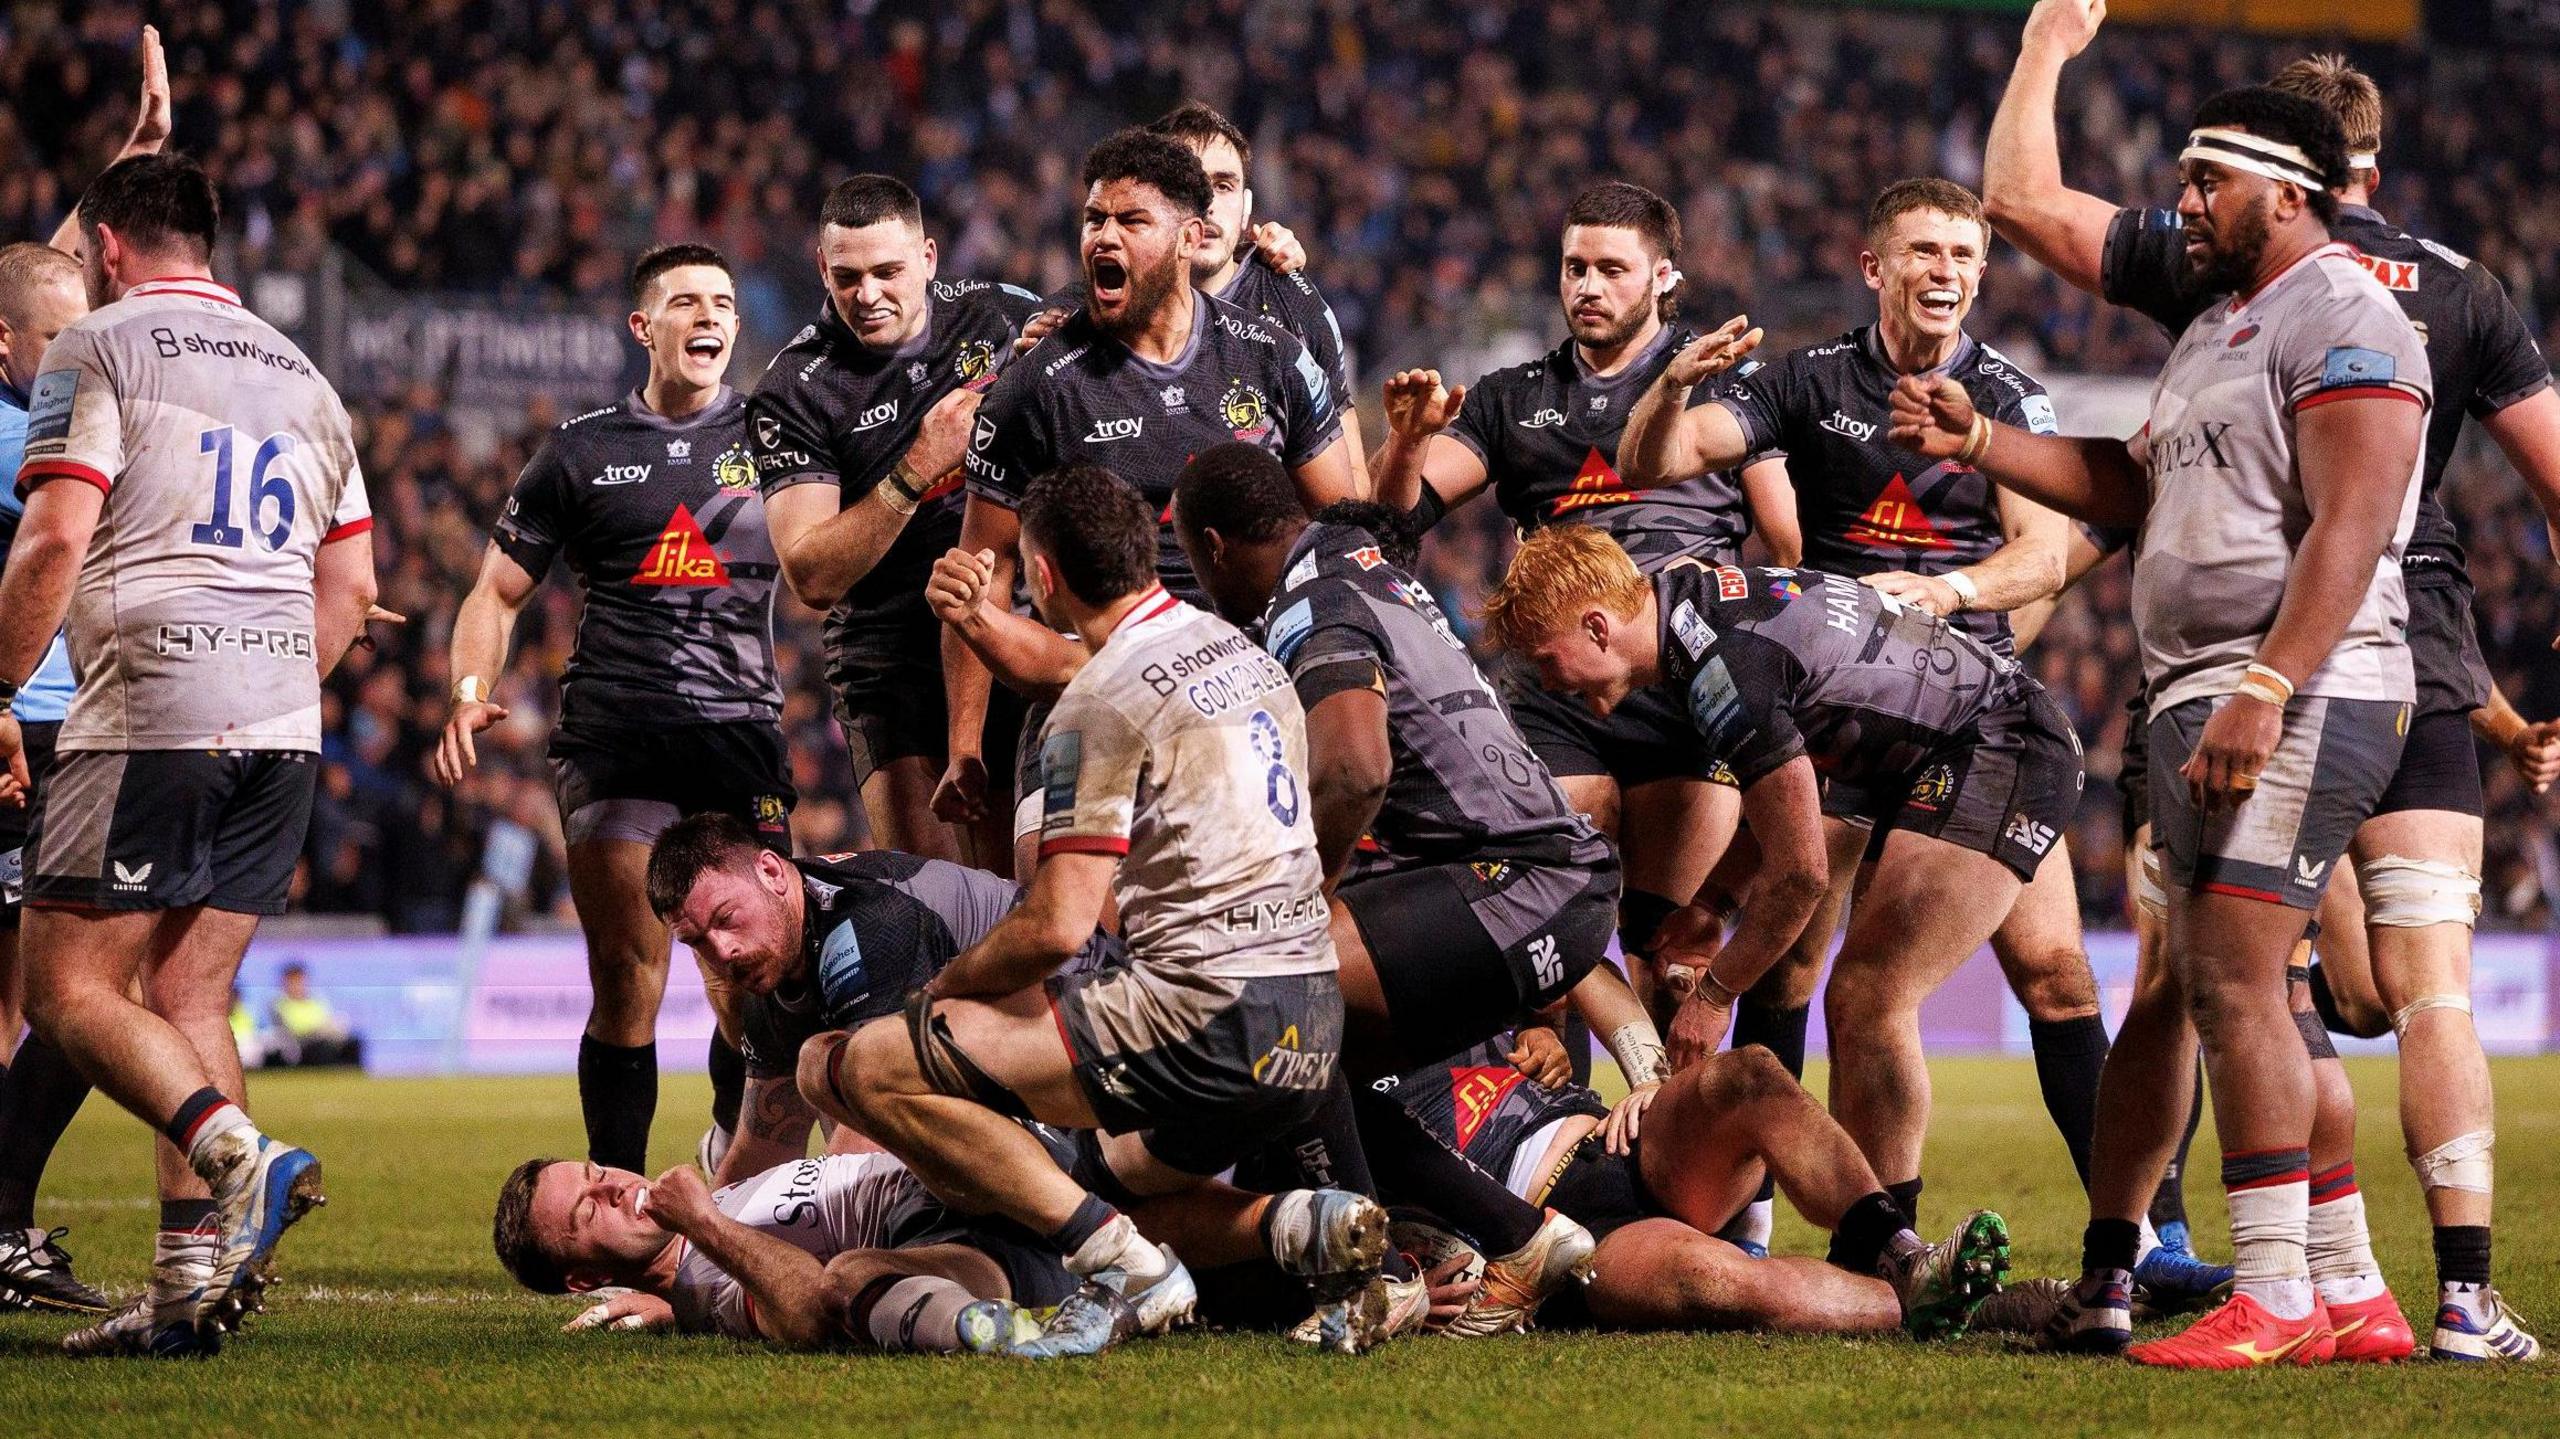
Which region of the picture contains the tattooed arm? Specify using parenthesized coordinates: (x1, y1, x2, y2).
(710, 1075, 821, 1186)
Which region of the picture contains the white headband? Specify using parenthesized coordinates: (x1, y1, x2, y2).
(2181, 126, 2330, 191)
(2347, 152, 2377, 170)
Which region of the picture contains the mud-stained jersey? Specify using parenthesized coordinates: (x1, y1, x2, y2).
(1260, 519, 1610, 878)
(490, 387, 780, 729)
(667, 1153, 922, 1338)
(1445, 324, 1750, 571)
(15, 278, 369, 753)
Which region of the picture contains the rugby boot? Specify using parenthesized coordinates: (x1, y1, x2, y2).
(2128, 1292, 2336, 1369)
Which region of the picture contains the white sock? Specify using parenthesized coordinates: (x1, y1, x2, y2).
(1737, 1198, 1775, 1249)
(2225, 1160, 2313, 1321)
(863, 1275, 976, 1353)
(150, 1226, 216, 1324)
(182, 1102, 258, 1176)
(1063, 1212, 1165, 1284)
(2440, 1280, 2495, 1322)
(2135, 1215, 2162, 1266)
(2307, 1174, 2386, 1305)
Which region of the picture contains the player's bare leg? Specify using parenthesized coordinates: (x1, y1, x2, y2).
(2350, 808, 2530, 1359)
(565, 837, 670, 1175)
(1822, 829, 2022, 1213)
(860, 755, 966, 863)
(1584, 1218, 1901, 1333)
(821, 1242, 1040, 1354)
(2308, 866, 2388, 1036)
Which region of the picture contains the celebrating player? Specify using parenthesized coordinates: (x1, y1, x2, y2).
(943, 128, 1359, 877)
(1988, 3, 2554, 1360)
(0, 155, 380, 1354)
(751, 176, 1044, 867)
(433, 244, 788, 1180)
(1897, 86, 2427, 1368)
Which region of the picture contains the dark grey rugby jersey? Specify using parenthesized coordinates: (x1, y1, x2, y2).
(736, 851, 1122, 1079)
(1443, 324, 1751, 571)
(1716, 328, 2058, 656)
(490, 387, 779, 727)
(965, 296, 1343, 604)
(748, 280, 1043, 695)
(2102, 204, 2550, 575)
(1261, 520, 1610, 877)
(1048, 255, 1355, 429)
(1649, 561, 2036, 790)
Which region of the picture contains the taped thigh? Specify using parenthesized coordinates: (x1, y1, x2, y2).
(2354, 855, 2480, 930)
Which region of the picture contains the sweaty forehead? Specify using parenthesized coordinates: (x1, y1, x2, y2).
(1561, 225, 1654, 266)
(1088, 178, 1178, 216)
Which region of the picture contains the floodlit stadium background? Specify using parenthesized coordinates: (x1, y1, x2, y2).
(12, 0, 2557, 1066)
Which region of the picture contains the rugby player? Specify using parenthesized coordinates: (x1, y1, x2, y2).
(1988, 5, 2550, 1359)
(1386, 1039, 2012, 1339)
(0, 243, 108, 1315)
(433, 244, 788, 1180)
(1481, 531, 2085, 1204)
(640, 812, 1119, 1186)
(493, 1152, 1075, 1354)
(1370, 183, 1789, 1069)
(0, 154, 380, 1353)
(944, 128, 1358, 875)
(751, 175, 1044, 867)
(810, 466, 1387, 1356)
(1895, 86, 2428, 1367)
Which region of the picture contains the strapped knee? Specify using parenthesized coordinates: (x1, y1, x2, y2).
(2410, 1129, 2494, 1196)
(2355, 855, 2481, 929)
(2390, 992, 2471, 1039)
(2136, 849, 2167, 922)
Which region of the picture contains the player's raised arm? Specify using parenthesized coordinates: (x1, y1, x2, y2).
(1888, 374, 2148, 528)
(48, 26, 171, 260)
(927, 546, 1088, 701)
(1372, 369, 1489, 518)
(1982, 0, 2120, 295)
(764, 385, 981, 610)
(1615, 316, 1763, 488)
(642, 1166, 840, 1350)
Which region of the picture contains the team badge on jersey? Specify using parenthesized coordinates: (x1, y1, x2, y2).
(1221, 379, 1273, 441)
(714, 443, 757, 489)
(954, 340, 997, 384)
(1671, 600, 1716, 660)
(1907, 763, 1955, 812)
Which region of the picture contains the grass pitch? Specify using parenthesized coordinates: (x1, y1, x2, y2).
(5, 1057, 2556, 1437)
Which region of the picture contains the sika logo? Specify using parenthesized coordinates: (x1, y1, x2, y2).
(634, 505, 731, 586)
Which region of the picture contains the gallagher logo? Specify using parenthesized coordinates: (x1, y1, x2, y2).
(635, 505, 731, 586)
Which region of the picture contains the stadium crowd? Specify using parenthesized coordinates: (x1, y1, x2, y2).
(5, 0, 2554, 929)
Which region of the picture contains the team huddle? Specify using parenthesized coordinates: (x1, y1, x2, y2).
(1, 0, 2555, 1370)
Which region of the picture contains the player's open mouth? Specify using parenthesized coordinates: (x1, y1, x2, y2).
(1917, 289, 1962, 318)
(1091, 256, 1129, 301)
(684, 335, 725, 359)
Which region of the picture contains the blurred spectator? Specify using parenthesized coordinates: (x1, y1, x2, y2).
(261, 963, 365, 1069)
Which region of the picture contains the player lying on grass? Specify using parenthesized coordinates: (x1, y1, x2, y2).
(493, 1150, 1075, 1353)
(1380, 1037, 2011, 1339)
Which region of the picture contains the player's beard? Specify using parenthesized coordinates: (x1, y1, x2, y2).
(1108, 248, 1188, 342)
(1570, 299, 1651, 355)
(2189, 193, 2273, 298)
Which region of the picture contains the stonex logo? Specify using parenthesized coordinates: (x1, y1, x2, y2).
(634, 505, 730, 585)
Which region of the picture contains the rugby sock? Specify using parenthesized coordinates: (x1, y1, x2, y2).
(2147, 1065, 2206, 1237)
(1731, 1000, 1809, 1219)
(150, 1204, 218, 1324)
(166, 1089, 254, 1171)
(1883, 1177, 1923, 1232)
(2307, 1162, 2386, 1305)
(1826, 1190, 1907, 1275)
(2434, 1225, 2492, 1317)
(1249, 1074, 1376, 1197)
(2027, 1014, 2108, 1188)
(707, 1032, 745, 1138)
(1060, 1210, 1167, 1285)
(1049, 1193, 1118, 1260)
(856, 1273, 977, 1353)
(2223, 1147, 2314, 1320)
(0, 1035, 92, 1228)
(577, 1035, 657, 1175)
(1349, 1086, 1540, 1256)
(2081, 1216, 2142, 1276)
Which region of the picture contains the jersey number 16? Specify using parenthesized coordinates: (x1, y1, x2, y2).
(192, 425, 298, 550)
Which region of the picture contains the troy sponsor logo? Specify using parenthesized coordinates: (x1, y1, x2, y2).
(2003, 812, 2058, 858)
(1518, 408, 1566, 429)
(594, 463, 650, 486)
(633, 505, 730, 585)
(1084, 416, 1143, 442)
(1846, 474, 1952, 550)
(1549, 447, 1635, 515)
(155, 624, 314, 660)
(850, 399, 899, 432)
(2349, 250, 2420, 291)
(2148, 420, 2237, 476)
(1821, 409, 1877, 442)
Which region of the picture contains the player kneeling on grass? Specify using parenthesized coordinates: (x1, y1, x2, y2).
(493, 1152, 1074, 1354)
(1383, 1040, 2010, 1339)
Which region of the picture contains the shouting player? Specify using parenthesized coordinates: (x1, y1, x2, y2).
(1896, 86, 2427, 1368)
(0, 155, 380, 1354)
(433, 244, 788, 1179)
(1987, 1, 2554, 1359)
(751, 175, 1044, 866)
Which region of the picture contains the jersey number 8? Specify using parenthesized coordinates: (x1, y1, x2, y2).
(1248, 709, 1300, 827)
(192, 425, 298, 551)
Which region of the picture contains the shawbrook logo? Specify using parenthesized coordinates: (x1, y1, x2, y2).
(634, 505, 730, 586)
(112, 860, 154, 891)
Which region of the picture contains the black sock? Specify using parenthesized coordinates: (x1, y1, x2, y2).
(2148, 1060, 2206, 1232)
(1350, 1085, 1540, 1257)
(162, 1086, 231, 1152)
(2434, 1224, 2492, 1289)
(159, 1197, 217, 1232)
(1884, 1176, 1923, 1232)
(1237, 1074, 1376, 1197)
(2082, 1216, 2141, 1276)
(577, 1035, 657, 1174)
(707, 1033, 745, 1136)
(2306, 962, 2350, 1034)
(0, 1035, 94, 1228)
(1732, 1001, 1811, 1204)
(2028, 1014, 2109, 1188)
(1826, 1191, 1907, 1274)
(1617, 889, 1682, 960)
(1048, 1193, 1116, 1257)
